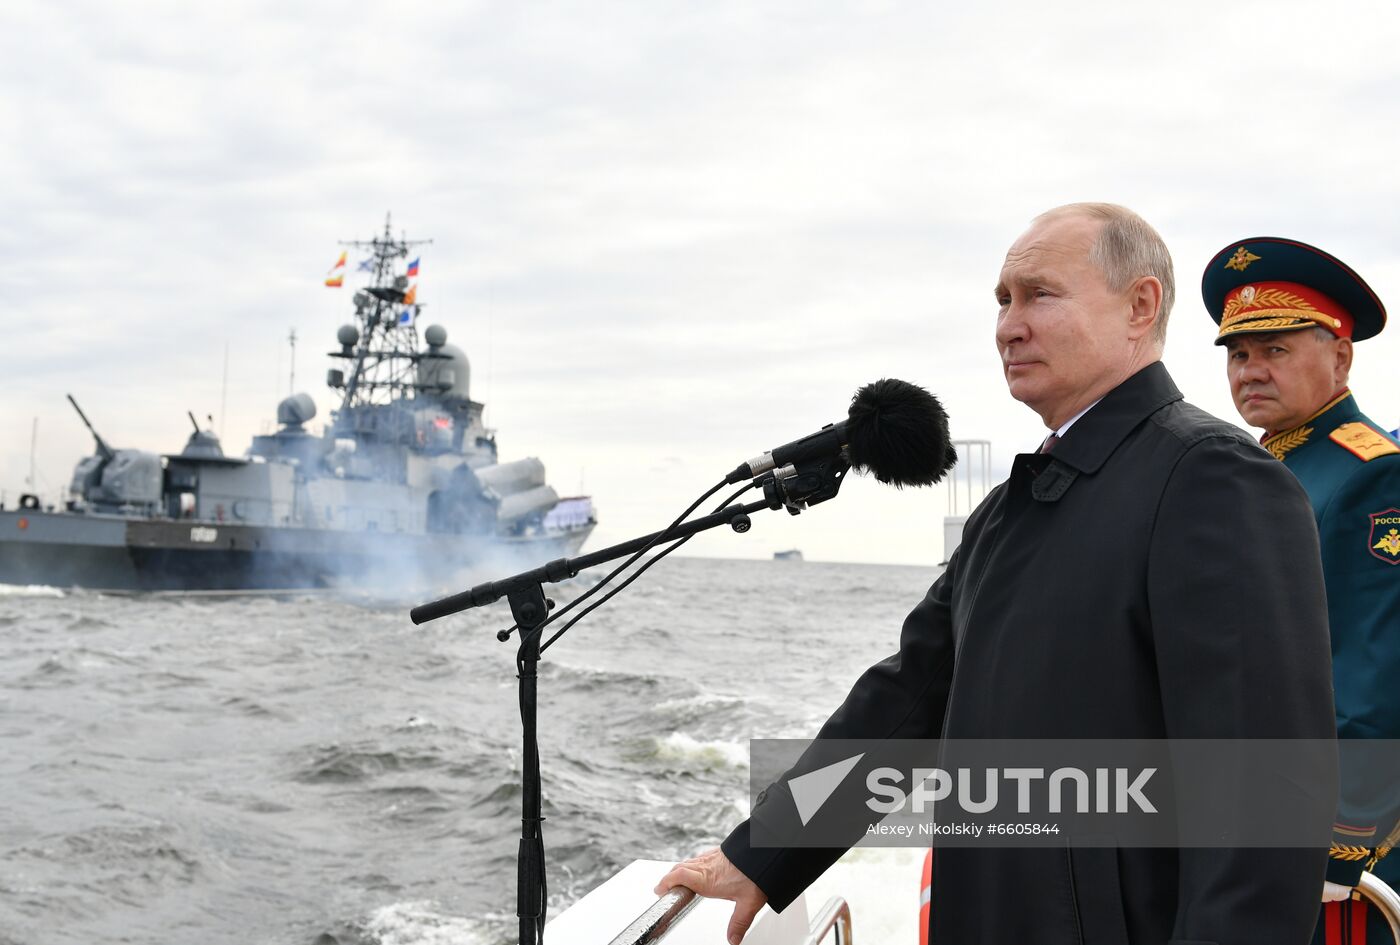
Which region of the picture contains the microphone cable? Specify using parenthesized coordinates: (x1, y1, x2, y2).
(540, 479, 758, 653)
(498, 477, 731, 644)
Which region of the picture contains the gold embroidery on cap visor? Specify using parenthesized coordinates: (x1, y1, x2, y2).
(1216, 286, 1344, 340)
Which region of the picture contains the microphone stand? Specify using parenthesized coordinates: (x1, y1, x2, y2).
(410, 455, 849, 945)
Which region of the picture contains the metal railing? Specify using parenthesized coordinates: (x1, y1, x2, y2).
(788, 878, 1396, 945)
(606, 888, 852, 945)
(607, 887, 698, 945)
(803, 896, 853, 945)
(1359, 872, 1400, 942)
(601, 877, 1398, 945)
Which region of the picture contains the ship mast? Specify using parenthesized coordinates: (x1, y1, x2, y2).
(334, 213, 433, 413)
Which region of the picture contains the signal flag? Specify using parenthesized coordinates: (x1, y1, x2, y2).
(325, 251, 347, 287)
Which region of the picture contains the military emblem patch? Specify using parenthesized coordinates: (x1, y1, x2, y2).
(1369, 508, 1400, 564)
(1225, 246, 1261, 271)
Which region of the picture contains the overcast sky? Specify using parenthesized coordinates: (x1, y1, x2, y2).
(4, 0, 1399, 566)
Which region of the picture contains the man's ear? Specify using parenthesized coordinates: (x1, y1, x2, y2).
(1126, 276, 1164, 342)
(1334, 336, 1354, 386)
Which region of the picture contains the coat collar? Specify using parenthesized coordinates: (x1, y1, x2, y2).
(1047, 362, 1183, 475)
(1258, 390, 1359, 461)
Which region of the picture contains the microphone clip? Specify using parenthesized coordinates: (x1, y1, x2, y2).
(761, 453, 850, 514)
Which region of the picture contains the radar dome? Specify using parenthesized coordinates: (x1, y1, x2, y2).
(277, 393, 318, 429)
(417, 343, 470, 400)
(423, 324, 448, 347)
(337, 325, 360, 347)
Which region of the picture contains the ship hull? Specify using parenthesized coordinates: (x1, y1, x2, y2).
(0, 510, 592, 592)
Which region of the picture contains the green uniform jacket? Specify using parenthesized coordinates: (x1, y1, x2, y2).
(1265, 390, 1400, 889)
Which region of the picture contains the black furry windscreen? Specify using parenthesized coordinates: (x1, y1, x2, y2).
(845, 378, 957, 487)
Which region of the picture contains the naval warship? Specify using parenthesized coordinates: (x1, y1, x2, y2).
(0, 220, 595, 591)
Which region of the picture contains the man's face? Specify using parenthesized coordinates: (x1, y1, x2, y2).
(994, 214, 1135, 428)
(1224, 331, 1349, 433)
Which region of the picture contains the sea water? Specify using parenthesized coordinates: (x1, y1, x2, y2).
(0, 557, 939, 945)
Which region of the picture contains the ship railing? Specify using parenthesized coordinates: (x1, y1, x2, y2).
(606, 886, 852, 945)
(605, 886, 696, 945)
(802, 896, 853, 945)
(602, 874, 1397, 945)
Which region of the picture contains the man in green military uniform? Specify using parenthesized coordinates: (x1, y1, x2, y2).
(1204, 237, 1400, 943)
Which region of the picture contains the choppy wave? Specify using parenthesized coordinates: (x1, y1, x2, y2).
(219, 694, 285, 718)
(547, 662, 668, 691)
(362, 901, 489, 945)
(292, 744, 449, 784)
(9, 824, 201, 904)
(650, 731, 749, 769)
(0, 583, 64, 597)
(653, 692, 749, 712)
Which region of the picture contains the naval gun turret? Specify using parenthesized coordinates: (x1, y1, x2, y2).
(181, 412, 225, 459)
(64, 394, 162, 514)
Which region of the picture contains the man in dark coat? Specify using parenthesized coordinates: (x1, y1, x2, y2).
(1203, 236, 1400, 945)
(657, 204, 1338, 945)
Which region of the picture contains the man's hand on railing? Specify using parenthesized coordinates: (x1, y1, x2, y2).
(655, 847, 768, 945)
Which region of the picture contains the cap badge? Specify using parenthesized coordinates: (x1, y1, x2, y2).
(1225, 247, 1261, 272)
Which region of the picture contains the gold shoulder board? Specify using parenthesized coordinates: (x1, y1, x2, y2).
(1329, 422, 1400, 461)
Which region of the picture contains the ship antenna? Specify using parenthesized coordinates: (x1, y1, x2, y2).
(331, 215, 433, 416)
(219, 341, 229, 437)
(27, 417, 37, 491)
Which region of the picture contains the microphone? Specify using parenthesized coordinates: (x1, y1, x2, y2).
(726, 378, 957, 488)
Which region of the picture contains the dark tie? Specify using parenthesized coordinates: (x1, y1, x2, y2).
(1040, 433, 1060, 454)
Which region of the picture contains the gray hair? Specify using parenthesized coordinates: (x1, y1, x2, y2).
(1037, 203, 1176, 344)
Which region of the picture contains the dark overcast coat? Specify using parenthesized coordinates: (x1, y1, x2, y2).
(723, 362, 1338, 945)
